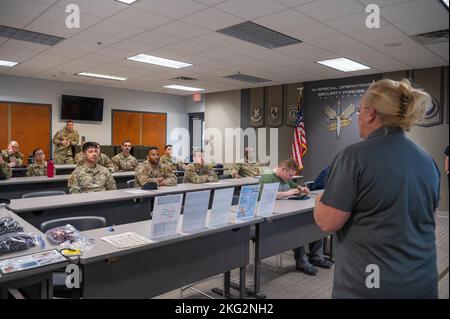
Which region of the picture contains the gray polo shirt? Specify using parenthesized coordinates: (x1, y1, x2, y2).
(321, 126, 440, 299)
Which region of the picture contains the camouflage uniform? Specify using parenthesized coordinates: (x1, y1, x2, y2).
(1, 150, 24, 167)
(230, 159, 262, 178)
(52, 127, 80, 164)
(159, 154, 173, 166)
(183, 163, 219, 184)
(134, 161, 177, 187)
(76, 152, 115, 172)
(26, 162, 47, 176)
(68, 163, 116, 194)
(0, 162, 11, 180)
(111, 153, 138, 171)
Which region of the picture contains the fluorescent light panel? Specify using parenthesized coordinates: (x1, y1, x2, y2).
(127, 54, 192, 69)
(0, 59, 18, 67)
(317, 58, 371, 72)
(77, 72, 128, 81)
(164, 85, 204, 92)
(115, 0, 137, 4)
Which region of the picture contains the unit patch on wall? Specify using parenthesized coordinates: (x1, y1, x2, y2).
(323, 101, 356, 140)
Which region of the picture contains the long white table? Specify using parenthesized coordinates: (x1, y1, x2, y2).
(0, 171, 136, 199)
(76, 214, 261, 299)
(7, 178, 259, 228)
(0, 209, 66, 299)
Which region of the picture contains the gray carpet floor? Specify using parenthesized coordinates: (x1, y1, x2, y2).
(157, 214, 449, 299)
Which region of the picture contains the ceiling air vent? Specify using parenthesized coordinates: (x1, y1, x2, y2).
(170, 76, 198, 82)
(0, 25, 65, 46)
(216, 21, 301, 49)
(223, 73, 271, 83)
(411, 29, 449, 45)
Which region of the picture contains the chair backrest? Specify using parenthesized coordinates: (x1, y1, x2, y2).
(126, 179, 135, 188)
(41, 216, 107, 233)
(22, 190, 66, 198)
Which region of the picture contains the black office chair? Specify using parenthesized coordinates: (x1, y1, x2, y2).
(41, 216, 106, 233)
(40, 216, 107, 298)
(126, 179, 135, 188)
(22, 190, 66, 198)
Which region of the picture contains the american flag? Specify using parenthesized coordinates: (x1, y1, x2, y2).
(292, 107, 307, 170)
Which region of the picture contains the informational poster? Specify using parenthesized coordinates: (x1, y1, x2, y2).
(181, 190, 210, 233)
(150, 194, 183, 239)
(236, 185, 260, 221)
(208, 187, 234, 228)
(257, 182, 279, 217)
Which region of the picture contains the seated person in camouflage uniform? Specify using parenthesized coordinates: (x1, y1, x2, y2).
(26, 148, 47, 176)
(1, 140, 24, 168)
(183, 149, 219, 184)
(135, 146, 177, 187)
(52, 120, 79, 164)
(75, 143, 115, 172)
(230, 147, 262, 178)
(0, 155, 11, 180)
(160, 144, 185, 170)
(111, 140, 138, 172)
(68, 142, 117, 194)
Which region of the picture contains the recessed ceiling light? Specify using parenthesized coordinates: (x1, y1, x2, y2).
(316, 58, 371, 72)
(115, 0, 137, 4)
(0, 59, 18, 67)
(76, 72, 128, 81)
(164, 85, 204, 92)
(127, 54, 192, 69)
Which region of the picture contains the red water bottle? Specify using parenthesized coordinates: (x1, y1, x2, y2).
(47, 159, 55, 178)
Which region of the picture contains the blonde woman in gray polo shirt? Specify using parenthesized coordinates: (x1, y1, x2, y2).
(314, 79, 440, 298)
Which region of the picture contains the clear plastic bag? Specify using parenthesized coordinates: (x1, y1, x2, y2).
(45, 224, 93, 252)
(0, 216, 24, 235)
(0, 232, 38, 254)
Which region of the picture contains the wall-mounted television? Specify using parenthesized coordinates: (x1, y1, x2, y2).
(61, 95, 104, 122)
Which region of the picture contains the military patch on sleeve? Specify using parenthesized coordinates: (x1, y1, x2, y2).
(68, 174, 76, 184)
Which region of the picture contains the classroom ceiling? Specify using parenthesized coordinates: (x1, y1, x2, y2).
(0, 0, 448, 96)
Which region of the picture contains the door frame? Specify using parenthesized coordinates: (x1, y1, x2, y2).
(111, 109, 168, 146)
(0, 101, 52, 160)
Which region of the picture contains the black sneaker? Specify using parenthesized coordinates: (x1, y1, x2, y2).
(296, 263, 318, 276)
(309, 258, 333, 269)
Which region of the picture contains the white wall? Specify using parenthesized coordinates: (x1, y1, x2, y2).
(205, 90, 241, 165)
(0, 75, 188, 149)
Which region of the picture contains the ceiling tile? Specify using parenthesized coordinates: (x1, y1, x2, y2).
(70, 30, 123, 47)
(89, 20, 146, 39)
(394, 14, 449, 35)
(130, 30, 180, 46)
(0, 0, 50, 18)
(110, 7, 172, 30)
(0, 11, 34, 29)
(380, 0, 446, 24)
(164, 40, 212, 55)
(135, 0, 207, 19)
(426, 42, 449, 62)
(56, 0, 128, 19)
(324, 12, 390, 34)
(216, 0, 287, 20)
(181, 8, 244, 31)
(285, 23, 340, 41)
(152, 21, 210, 39)
(276, 43, 336, 61)
(252, 9, 316, 32)
(190, 32, 241, 47)
(295, 0, 365, 21)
